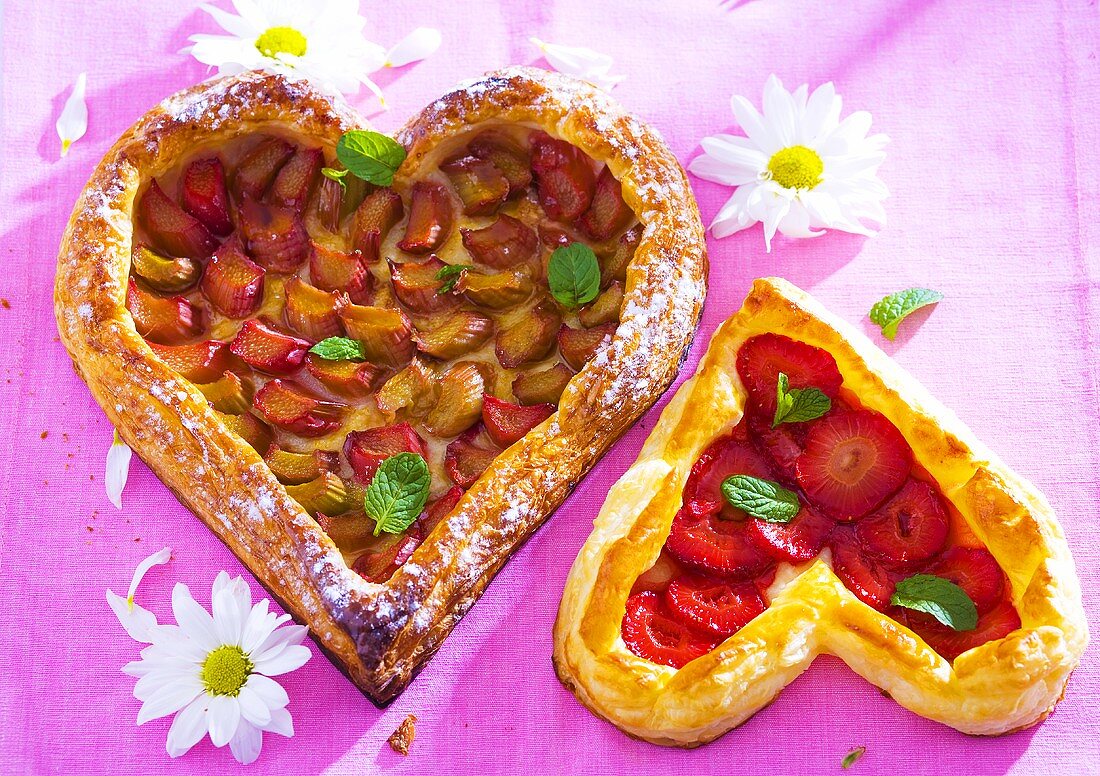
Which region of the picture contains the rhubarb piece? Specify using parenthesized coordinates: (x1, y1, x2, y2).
(425, 362, 485, 437)
(239, 198, 309, 273)
(444, 425, 500, 487)
(795, 410, 912, 520)
(481, 395, 554, 447)
(414, 311, 494, 360)
(557, 322, 616, 371)
(924, 548, 1005, 613)
(495, 302, 560, 369)
(284, 471, 349, 516)
(126, 278, 204, 344)
(538, 222, 577, 251)
(343, 422, 428, 484)
(304, 352, 384, 398)
(138, 179, 217, 259)
(375, 360, 437, 419)
(682, 435, 774, 519)
(903, 599, 1021, 661)
(353, 531, 421, 583)
(857, 479, 949, 568)
(621, 590, 718, 669)
(320, 511, 381, 554)
(747, 506, 833, 563)
(233, 137, 294, 201)
(309, 242, 373, 304)
(283, 277, 343, 341)
(388, 256, 459, 314)
(396, 181, 454, 254)
(148, 340, 233, 383)
(196, 370, 253, 414)
(314, 175, 343, 233)
(530, 131, 596, 221)
(351, 188, 404, 262)
(229, 319, 311, 375)
(440, 155, 509, 215)
(597, 223, 641, 287)
(338, 304, 415, 367)
(268, 146, 322, 212)
(576, 165, 633, 240)
(665, 574, 768, 638)
(468, 130, 532, 195)
(200, 236, 265, 318)
(264, 444, 335, 485)
(511, 363, 573, 406)
(252, 379, 344, 437)
(461, 214, 538, 268)
(215, 410, 272, 453)
(664, 507, 772, 579)
(632, 553, 685, 594)
(578, 281, 624, 327)
(131, 243, 201, 293)
(830, 532, 896, 611)
(420, 486, 464, 535)
(181, 157, 233, 236)
(736, 333, 843, 417)
(456, 266, 534, 310)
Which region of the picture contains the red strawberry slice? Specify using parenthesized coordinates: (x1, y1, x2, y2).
(830, 532, 896, 611)
(748, 506, 834, 563)
(665, 508, 773, 578)
(631, 552, 684, 594)
(795, 410, 912, 520)
(857, 478, 949, 568)
(736, 333, 842, 417)
(138, 179, 217, 259)
(343, 422, 428, 484)
(665, 574, 767, 637)
(576, 166, 633, 240)
(746, 408, 806, 481)
(903, 599, 1021, 662)
(530, 131, 596, 221)
(481, 396, 554, 447)
(683, 434, 773, 519)
(620, 591, 718, 669)
(924, 547, 1005, 613)
(444, 425, 501, 488)
(181, 157, 233, 236)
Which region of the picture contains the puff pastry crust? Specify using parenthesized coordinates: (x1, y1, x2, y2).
(553, 277, 1087, 743)
(54, 68, 707, 703)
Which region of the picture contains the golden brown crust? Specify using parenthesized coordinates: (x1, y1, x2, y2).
(54, 68, 707, 703)
(553, 277, 1088, 744)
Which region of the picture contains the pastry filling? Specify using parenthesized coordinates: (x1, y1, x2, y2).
(622, 333, 1020, 668)
(128, 126, 637, 582)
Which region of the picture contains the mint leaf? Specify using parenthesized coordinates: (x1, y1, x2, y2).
(321, 166, 349, 191)
(869, 288, 943, 341)
(336, 130, 406, 187)
(721, 475, 801, 523)
(891, 574, 977, 631)
(842, 746, 866, 769)
(547, 243, 600, 309)
(435, 263, 472, 295)
(365, 453, 431, 536)
(309, 337, 365, 361)
(772, 371, 831, 427)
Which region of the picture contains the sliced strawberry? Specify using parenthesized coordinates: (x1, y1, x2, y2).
(233, 137, 294, 201)
(131, 243, 202, 294)
(304, 352, 384, 399)
(444, 425, 501, 487)
(252, 379, 344, 437)
(512, 362, 573, 406)
(239, 198, 309, 273)
(338, 304, 415, 368)
(665, 508, 772, 579)
(138, 179, 216, 259)
(396, 181, 454, 254)
(746, 408, 806, 481)
(631, 552, 685, 594)
(530, 131, 596, 221)
(126, 278, 204, 344)
(736, 333, 842, 417)
(857, 479, 949, 568)
(440, 155, 509, 216)
(343, 422, 428, 484)
(576, 166, 633, 240)
(419, 485, 464, 536)
(682, 434, 773, 518)
(924, 547, 1005, 613)
(351, 188, 403, 262)
(748, 507, 833, 563)
(558, 322, 615, 371)
(283, 277, 343, 341)
(461, 214, 539, 268)
(229, 319, 310, 375)
(201, 235, 265, 319)
(425, 361, 485, 438)
(795, 410, 912, 520)
(353, 530, 422, 584)
(621, 591, 718, 669)
(180, 157, 233, 236)
(309, 242, 373, 304)
(665, 574, 768, 638)
(903, 599, 1021, 662)
(389, 256, 459, 314)
(267, 146, 322, 213)
(314, 175, 343, 233)
(414, 311, 494, 360)
(482, 396, 554, 447)
(830, 532, 896, 611)
(147, 340, 232, 383)
(495, 302, 560, 369)
(468, 130, 532, 195)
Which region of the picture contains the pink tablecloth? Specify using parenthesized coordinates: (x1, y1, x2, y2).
(2, 1, 1098, 774)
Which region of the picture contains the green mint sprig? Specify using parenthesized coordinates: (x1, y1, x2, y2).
(331, 130, 407, 188)
(435, 264, 473, 295)
(547, 243, 600, 309)
(891, 574, 977, 631)
(309, 337, 366, 361)
(721, 474, 801, 523)
(869, 288, 943, 341)
(365, 453, 431, 536)
(773, 372, 832, 427)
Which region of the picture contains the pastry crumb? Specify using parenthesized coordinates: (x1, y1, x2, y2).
(0, 299, 9, 309)
(387, 714, 417, 756)
(40, 430, 48, 439)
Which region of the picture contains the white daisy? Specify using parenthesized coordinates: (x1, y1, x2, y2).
(530, 37, 624, 91)
(119, 571, 311, 765)
(689, 75, 889, 252)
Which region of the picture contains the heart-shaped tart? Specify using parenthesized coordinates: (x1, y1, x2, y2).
(55, 68, 706, 703)
(554, 278, 1087, 743)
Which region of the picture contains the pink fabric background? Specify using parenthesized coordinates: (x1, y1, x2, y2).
(1, 0, 1097, 773)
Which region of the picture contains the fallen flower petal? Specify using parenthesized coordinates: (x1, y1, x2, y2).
(56, 72, 88, 158)
(385, 27, 442, 68)
(106, 428, 133, 510)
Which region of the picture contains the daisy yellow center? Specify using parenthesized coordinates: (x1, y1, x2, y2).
(201, 645, 253, 697)
(255, 26, 307, 59)
(767, 145, 824, 190)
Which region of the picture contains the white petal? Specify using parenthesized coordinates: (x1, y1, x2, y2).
(249, 623, 308, 666)
(761, 196, 792, 253)
(107, 590, 159, 643)
(531, 37, 623, 91)
(762, 74, 797, 148)
(105, 429, 132, 510)
(262, 706, 294, 738)
(126, 546, 173, 605)
(236, 685, 273, 727)
(803, 81, 840, 142)
(56, 72, 87, 158)
(384, 27, 441, 67)
(207, 695, 242, 748)
(136, 677, 204, 725)
(240, 599, 276, 654)
(708, 185, 758, 239)
(253, 644, 311, 677)
(730, 94, 779, 155)
(776, 201, 821, 239)
(166, 696, 210, 758)
(229, 720, 264, 765)
(198, 2, 258, 38)
(171, 583, 220, 651)
(244, 674, 290, 710)
(134, 666, 201, 702)
(211, 577, 250, 646)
